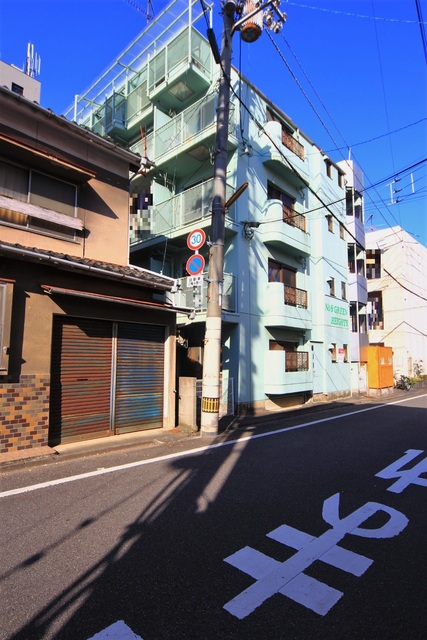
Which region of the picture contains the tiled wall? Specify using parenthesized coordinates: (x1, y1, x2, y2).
(0, 375, 50, 454)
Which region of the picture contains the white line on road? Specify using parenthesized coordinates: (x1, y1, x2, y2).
(1, 394, 426, 499)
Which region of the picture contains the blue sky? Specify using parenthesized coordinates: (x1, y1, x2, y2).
(1, 0, 426, 246)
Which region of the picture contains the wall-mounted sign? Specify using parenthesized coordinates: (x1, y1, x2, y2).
(325, 302, 349, 328)
(187, 275, 203, 287)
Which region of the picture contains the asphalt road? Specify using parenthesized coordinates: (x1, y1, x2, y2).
(1, 393, 426, 640)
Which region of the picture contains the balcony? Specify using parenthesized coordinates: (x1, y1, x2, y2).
(130, 178, 238, 246)
(264, 350, 312, 395)
(139, 94, 238, 179)
(175, 272, 237, 323)
(147, 28, 211, 111)
(262, 121, 309, 187)
(285, 285, 308, 308)
(263, 282, 312, 330)
(260, 200, 310, 255)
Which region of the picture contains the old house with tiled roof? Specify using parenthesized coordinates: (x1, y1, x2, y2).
(0, 82, 185, 456)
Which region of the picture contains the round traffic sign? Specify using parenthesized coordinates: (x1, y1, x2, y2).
(186, 253, 205, 276)
(187, 228, 206, 251)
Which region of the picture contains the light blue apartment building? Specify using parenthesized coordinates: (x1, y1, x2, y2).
(68, 0, 364, 416)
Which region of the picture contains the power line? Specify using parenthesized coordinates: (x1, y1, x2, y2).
(287, 2, 427, 24)
(383, 268, 427, 302)
(325, 118, 427, 153)
(414, 0, 427, 64)
(263, 29, 404, 242)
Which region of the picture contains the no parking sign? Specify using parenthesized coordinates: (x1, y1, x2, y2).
(186, 253, 205, 276)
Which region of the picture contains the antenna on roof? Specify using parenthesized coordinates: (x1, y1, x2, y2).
(26, 42, 41, 78)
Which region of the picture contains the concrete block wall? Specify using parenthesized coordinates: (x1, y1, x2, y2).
(0, 375, 50, 453)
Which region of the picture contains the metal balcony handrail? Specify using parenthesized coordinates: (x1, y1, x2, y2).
(285, 351, 309, 372)
(284, 285, 308, 309)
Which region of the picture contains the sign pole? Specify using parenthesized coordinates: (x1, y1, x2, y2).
(200, 2, 235, 435)
(200, 1, 286, 435)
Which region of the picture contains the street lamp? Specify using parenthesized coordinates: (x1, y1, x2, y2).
(200, 0, 287, 436)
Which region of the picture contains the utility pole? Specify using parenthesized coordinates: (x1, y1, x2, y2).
(200, 0, 287, 436)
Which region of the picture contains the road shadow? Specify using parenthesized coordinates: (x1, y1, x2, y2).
(5, 393, 427, 640)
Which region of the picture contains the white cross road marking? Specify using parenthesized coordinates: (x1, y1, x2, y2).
(223, 493, 408, 619)
(87, 621, 142, 639)
(376, 449, 427, 493)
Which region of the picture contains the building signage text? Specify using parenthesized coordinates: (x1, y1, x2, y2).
(325, 303, 349, 327)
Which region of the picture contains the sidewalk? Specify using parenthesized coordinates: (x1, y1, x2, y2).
(0, 390, 420, 470)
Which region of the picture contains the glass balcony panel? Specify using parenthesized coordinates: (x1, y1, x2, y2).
(175, 272, 236, 315)
(130, 177, 237, 245)
(182, 179, 213, 225)
(155, 118, 184, 158)
(167, 30, 189, 74)
(191, 30, 211, 74)
(149, 49, 166, 91)
(127, 81, 150, 124)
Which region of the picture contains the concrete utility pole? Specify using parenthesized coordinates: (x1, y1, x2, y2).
(200, 0, 287, 436)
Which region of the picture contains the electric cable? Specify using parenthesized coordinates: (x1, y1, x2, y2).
(286, 2, 427, 24)
(414, 0, 427, 64)
(263, 29, 408, 242)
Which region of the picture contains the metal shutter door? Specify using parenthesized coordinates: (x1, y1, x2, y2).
(115, 322, 164, 433)
(49, 317, 112, 444)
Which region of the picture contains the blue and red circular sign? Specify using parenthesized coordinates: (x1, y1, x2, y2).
(187, 228, 206, 251)
(186, 253, 205, 276)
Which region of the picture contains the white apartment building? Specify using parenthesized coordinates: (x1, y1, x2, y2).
(338, 160, 369, 392)
(366, 226, 427, 378)
(67, 0, 355, 418)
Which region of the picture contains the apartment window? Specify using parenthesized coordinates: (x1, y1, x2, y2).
(366, 249, 381, 279)
(343, 344, 348, 362)
(339, 222, 345, 239)
(338, 172, 344, 188)
(330, 343, 337, 362)
(269, 341, 309, 372)
(11, 82, 24, 96)
(0, 159, 77, 239)
(348, 244, 355, 273)
(341, 281, 347, 300)
(268, 259, 308, 308)
(358, 304, 367, 333)
(350, 302, 357, 332)
(267, 181, 306, 232)
(268, 259, 295, 285)
(368, 292, 383, 330)
(0, 281, 13, 374)
(266, 108, 305, 160)
(325, 159, 332, 178)
(327, 277, 335, 297)
(326, 215, 334, 233)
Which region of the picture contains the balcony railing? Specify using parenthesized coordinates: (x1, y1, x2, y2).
(176, 272, 236, 314)
(148, 27, 211, 94)
(283, 204, 306, 232)
(282, 129, 305, 160)
(144, 93, 224, 161)
(130, 178, 236, 244)
(284, 285, 308, 309)
(285, 351, 309, 372)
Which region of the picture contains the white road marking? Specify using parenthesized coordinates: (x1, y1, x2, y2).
(376, 449, 427, 493)
(224, 493, 408, 619)
(1, 394, 426, 499)
(87, 620, 142, 639)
